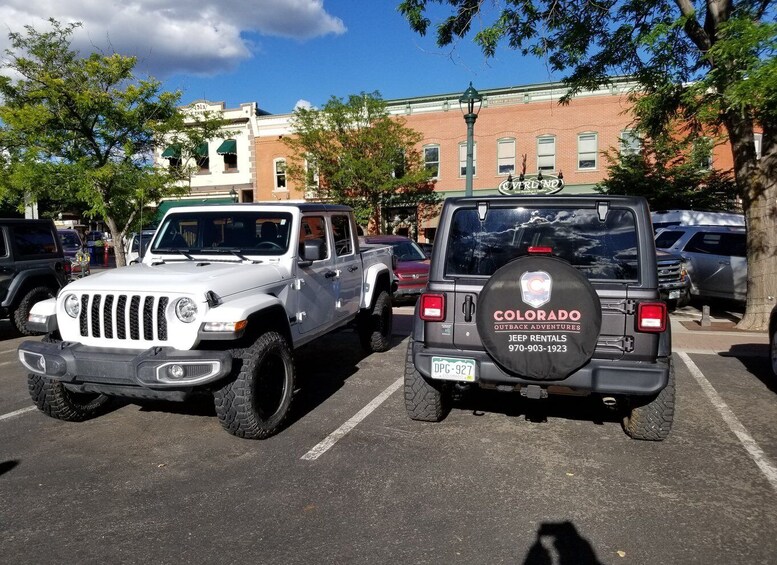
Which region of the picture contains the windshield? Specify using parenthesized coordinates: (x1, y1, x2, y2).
(153, 211, 293, 256)
(391, 240, 427, 261)
(445, 206, 639, 281)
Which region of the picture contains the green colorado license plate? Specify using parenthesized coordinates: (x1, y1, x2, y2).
(431, 357, 476, 382)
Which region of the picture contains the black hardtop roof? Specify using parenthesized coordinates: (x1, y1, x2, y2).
(446, 194, 649, 207)
(0, 218, 56, 225)
(165, 202, 353, 214)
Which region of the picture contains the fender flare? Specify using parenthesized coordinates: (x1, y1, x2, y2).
(2, 269, 61, 308)
(362, 263, 392, 309)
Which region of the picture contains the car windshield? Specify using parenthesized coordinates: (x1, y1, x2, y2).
(153, 211, 293, 257)
(444, 206, 639, 281)
(391, 240, 427, 261)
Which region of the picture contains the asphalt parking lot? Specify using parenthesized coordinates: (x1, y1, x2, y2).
(1, 305, 776, 564)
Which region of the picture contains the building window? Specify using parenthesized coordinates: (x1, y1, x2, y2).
(497, 138, 516, 175)
(424, 145, 440, 178)
(620, 130, 642, 156)
(577, 132, 598, 170)
(274, 158, 287, 190)
(241, 189, 254, 203)
(755, 133, 763, 159)
(459, 142, 477, 177)
(537, 136, 555, 172)
(695, 137, 713, 170)
(195, 143, 209, 174)
(217, 139, 238, 172)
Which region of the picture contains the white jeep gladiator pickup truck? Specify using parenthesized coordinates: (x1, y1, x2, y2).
(18, 203, 394, 439)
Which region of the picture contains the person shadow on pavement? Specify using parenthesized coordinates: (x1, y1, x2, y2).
(523, 521, 604, 565)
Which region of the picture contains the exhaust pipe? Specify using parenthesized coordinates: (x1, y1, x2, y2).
(602, 396, 617, 409)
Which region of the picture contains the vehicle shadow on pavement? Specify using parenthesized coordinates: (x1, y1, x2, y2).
(734, 351, 777, 395)
(453, 388, 622, 427)
(0, 321, 21, 342)
(0, 460, 20, 477)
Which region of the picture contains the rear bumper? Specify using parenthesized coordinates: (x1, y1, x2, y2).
(411, 342, 670, 396)
(18, 340, 232, 399)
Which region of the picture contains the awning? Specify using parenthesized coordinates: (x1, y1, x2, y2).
(156, 196, 236, 219)
(161, 144, 181, 159)
(195, 143, 208, 157)
(216, 139, 237, 155)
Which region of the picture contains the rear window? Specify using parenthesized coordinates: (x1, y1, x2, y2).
(12, 224, 58, 257)
(444, 206, 639, 281)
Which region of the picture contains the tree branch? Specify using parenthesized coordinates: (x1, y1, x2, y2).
(675, 0, 712, 52)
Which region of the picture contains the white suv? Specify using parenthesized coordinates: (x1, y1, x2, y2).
(655, 225, 746, 301)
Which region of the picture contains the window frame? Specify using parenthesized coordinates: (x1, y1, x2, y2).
(423, 144, 440, 179)
(577, 132, 598, 170)
(274, 158, 287, 191)
(536, 135, 556, 173)
(497, 138, 516, 176)
(458, 141, 477, 178)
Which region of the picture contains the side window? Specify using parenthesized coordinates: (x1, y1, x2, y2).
(654, 230, 684, 248)
(331, 215, 354, 257)
(724, 233, 747, 258)
(0, 230, 7, 257)
(299, 216, 328, 260)
(12, 225, 58, 256)
(684, 232, 723, 254)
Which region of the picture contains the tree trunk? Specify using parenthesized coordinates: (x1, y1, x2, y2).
(104, 216, 127, 268)
(726, 114, 777, 331)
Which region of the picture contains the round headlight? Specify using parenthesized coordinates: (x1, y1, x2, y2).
(175, 297, 198, 323)
(63, 294, 80, 318)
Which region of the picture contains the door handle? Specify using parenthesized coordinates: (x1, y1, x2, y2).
(348, 265, 359, 272)
(463, 295, 475, 323)
(325, 270, 337, 279)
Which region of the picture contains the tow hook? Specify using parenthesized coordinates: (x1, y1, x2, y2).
(602, 396, 618, 409)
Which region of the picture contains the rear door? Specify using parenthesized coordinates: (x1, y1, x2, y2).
(331, 213, 361, 319)
(681, 231, 745, 299)
(296, 214, 337, 335)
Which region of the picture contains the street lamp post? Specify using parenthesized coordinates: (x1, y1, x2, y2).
(459, 83, 483, 197)
(229, 187, 238, 203)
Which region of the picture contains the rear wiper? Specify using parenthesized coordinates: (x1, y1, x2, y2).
(154, 247, 194, 260)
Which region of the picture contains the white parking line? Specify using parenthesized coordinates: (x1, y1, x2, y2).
(0, 348, 17, 356)
(0, 406, 36, 421)
(678, 351, 777, 493)
(301, 377, 403, 461)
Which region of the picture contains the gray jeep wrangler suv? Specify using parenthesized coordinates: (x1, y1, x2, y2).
(404, 195, 674, 440)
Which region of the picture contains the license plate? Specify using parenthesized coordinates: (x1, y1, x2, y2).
(669, 290, 680, 299)
(431, 357, 476, 382)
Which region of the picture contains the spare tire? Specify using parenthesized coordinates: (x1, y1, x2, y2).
(475, 256, 602, 381)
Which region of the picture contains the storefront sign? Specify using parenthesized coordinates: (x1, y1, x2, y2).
(498, 174, 564, 196)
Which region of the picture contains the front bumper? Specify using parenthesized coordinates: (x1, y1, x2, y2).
(18, 340, 232, 399)
(412, 342, 670, 396)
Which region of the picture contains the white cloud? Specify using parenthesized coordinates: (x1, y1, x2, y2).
(293, 99, 313, 110)
(0, 0, 346, 77)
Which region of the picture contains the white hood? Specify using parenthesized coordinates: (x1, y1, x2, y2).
(65, 260, 290, 298)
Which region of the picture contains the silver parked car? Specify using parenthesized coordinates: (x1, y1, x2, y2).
(655, 225, 746, 301)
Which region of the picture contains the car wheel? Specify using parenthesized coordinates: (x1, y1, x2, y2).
(404, 339, 450, 422)
(12, 286, 55, 336)
(622, 358, 675, 441)
(358, 289, 393, 353)
(214, 331, 296, 439)
(770, 327, 777, 379)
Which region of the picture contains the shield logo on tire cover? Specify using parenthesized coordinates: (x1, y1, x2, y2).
(520, 271, 551, 308)
(476, 256, 602, 381)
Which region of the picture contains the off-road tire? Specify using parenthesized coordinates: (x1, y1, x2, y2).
(12, 286, 55, 336)
(404, 339, 450, 422)
(214, 331, 296, 439)
(358, 289, 393, 353)
(27, 374, 112, 422)
(770, 328, 777, 379)
(622, 358, 675, 441)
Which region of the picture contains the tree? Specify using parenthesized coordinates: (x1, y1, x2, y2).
(597, 135, 738, 211)
(399, 0, 777, 330)
(0, 19, 223, 266)
(284, 91, 439, 233)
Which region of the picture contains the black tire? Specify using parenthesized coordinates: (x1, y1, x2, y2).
(358, 289, 393, 353)
(404, 339, 450, 421)
(27, 374, 112, 422)
(622, 358, 675, 441)
(214, 331, 296, 439)
(12, 286, 55, 336)
(770, 327, 777, 379)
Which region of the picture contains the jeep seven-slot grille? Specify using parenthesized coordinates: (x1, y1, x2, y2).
(78, 294, 169, 342)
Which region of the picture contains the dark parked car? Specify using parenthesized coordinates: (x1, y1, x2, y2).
(361, 235, 430, 302)
(1, 219, 70, 334)
(57, 228, 90, 279)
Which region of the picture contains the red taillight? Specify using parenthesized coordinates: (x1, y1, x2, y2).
(637, 302, 667, 332)
(420, 293, 445, 322)
(528, 246, 553, 254)
(63, 261, 72, 276)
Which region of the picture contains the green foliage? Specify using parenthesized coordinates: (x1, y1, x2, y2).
(0, 19, 223, 264)
(284, 91, 439, 232)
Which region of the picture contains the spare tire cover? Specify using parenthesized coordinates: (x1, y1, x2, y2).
(475, 256, 602, 381)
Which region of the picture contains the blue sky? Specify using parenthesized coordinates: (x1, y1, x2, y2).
(0, 1, 557, 115)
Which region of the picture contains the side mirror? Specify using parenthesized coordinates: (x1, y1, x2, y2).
(298, 239, 324, 266)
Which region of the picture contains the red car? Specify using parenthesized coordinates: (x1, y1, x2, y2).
(361, 235, 430, 302)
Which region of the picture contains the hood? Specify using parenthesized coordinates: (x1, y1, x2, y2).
(656, 249, 683, 262)
(396, 259, 431, 275)
(63, 260, 289, 298)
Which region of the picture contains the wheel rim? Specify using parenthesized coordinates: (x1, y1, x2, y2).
(255, 351, 289, 421)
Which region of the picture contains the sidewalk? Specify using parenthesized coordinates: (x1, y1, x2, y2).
(670, 309, 769, 357)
